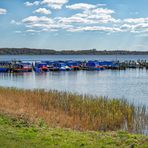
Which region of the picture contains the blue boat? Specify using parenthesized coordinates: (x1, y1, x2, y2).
(66, 61, 81, 70)
(34, 62, 49, 72)
(102, 61, 119, 69)
(42, 61, 55, 70)
(33, 66, 41, 73)
(98, 61, 113, 67)
(86, 61, 105, 71)
(12, 62, 32, 72)
(0, 61, 10, 72)
(0, 67, 9, 72)
(53, 62, 71, 71)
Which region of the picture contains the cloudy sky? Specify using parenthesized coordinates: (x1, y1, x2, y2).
(0, 0, 148, 50)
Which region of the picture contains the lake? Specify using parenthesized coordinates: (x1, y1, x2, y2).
(0, 55, 148, 105)
(0, 54, 148, 61)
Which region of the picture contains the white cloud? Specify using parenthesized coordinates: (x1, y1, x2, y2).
(124, 18, 148, 23)
(41, 0, 68, 9)
(20, 2, 148, 35)
(66, 3, 107, 10)
(11, 20, 21, 25)
(96, 4, 107, 7)
(14, 31, 22, 34)
(120, 24, 133, 32)
(120, 18, 148, 33)
(0, 8, 7, 15)
(66, 3, 96, 10)
(22, 16, 54, 24)
(131, 23, 148, 33)
(56, 7, 118, 25)
(33, 8, 51, 15)
(57, 16, 96, 24)
(24, 1, 40, 7)
(91, 8, 114, 15)
(26, 29, 41, 33)
(21, 3, 121, 33)
(22, 15, 72, 32)
(68, 26, 121, 33)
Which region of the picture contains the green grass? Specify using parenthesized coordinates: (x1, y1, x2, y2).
(0, 114, 147, 148)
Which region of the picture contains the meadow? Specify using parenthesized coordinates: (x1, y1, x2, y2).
(0, 114, 148, 148)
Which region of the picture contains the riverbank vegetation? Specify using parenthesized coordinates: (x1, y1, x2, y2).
(0, 114, 148, 148)
(0, 87, 147, 134)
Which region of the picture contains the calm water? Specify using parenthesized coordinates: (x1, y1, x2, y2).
(0, 54, 148, 61)
(0, 55, 148, 105)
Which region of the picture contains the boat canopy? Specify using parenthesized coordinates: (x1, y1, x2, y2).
(86, 61, 100, 67)
(98, 61, 114, 66)
(86, 61, 117, 67)
(54, 62, 67, 67)
(66, 61, 79, 67)
(35, 62, 48, 68)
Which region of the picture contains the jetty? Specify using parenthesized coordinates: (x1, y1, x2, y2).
(0, 60, 148, 73)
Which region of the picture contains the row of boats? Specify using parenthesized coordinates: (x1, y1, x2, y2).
(0, 60, 119, 73)
(0, 60, 148, 73)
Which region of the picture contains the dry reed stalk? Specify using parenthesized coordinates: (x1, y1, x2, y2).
(0, 87, 147, 133)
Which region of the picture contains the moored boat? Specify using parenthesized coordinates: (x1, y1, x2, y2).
(12, 62, 32, 72)
(66, 61, 81, 70)
(52, 62, 71, 71)
(0, 61, 11, 72)
(86, 61, 105, 71)
(34, 62, 49, 72)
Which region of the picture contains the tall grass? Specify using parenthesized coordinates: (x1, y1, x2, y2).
(0, 87, 147, 134)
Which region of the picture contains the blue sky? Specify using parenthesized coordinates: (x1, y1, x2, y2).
(0, 0, 148, 50)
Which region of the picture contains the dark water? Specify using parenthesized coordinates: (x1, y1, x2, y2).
(0, 55, 148, 105)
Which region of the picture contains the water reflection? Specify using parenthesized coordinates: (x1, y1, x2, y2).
(0, 69, 148, 105)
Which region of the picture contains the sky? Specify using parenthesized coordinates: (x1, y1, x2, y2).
(0, 0, 148, 51)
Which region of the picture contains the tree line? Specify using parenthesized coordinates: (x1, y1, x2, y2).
(0, 48, 148, 55)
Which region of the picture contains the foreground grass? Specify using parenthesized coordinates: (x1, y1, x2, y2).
(0, 87, 147, 133)
(0, 114, 148, 148)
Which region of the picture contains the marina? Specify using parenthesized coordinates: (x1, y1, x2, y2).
(0, 55, 148, 106)
(1, 59, 148, 73)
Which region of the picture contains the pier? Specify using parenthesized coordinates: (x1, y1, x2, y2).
(0, 60, 148, 73)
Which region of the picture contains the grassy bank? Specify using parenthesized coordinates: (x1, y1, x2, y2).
(0, 114, 148, 148)
(0, 87, 147, 133)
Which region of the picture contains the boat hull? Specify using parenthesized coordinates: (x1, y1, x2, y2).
(0, 67, 9, 72)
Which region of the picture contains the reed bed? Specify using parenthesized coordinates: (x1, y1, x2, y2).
(0, 87, 147, 134)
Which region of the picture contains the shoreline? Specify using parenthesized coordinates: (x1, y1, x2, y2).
(0, 87, 147, 135)
(0, 87, 148, 147)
